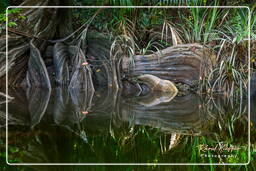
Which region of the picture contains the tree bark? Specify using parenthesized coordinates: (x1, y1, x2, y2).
(0, 0, 73, 87)
(126, 44, 216, 86)
(0, 0, 216, 92)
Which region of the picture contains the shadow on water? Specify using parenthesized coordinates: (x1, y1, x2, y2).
(0, 87, 249, 164)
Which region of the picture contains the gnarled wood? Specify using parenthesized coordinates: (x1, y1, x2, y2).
(26, 40, 51, 89)
(53, 42, 70, 86)
(84, 36, 216, 89)
(127, 44, 216, 86)
(68, 46, 94, 92)
(0, 0, 73, 86)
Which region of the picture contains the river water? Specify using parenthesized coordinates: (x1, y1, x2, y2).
(1, 87, 250, 164)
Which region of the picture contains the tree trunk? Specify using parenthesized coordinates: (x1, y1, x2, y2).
(126, 44, 216, 86)
(0, 0, 216, 93)
(0, 0, 73, 87)
(85, 33, 216, 90)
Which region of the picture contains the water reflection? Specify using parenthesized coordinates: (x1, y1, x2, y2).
(7, 88, 215, 135)
(2, 87, 249, 164)
(27, 87, 51, 128)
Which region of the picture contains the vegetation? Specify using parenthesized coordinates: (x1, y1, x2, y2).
(0, 0, 255, 96)
(0, 8, 26, 33)
(0, 0, 255, 170)
(70, 1, 255, 99)
(0, 94, 253, 169)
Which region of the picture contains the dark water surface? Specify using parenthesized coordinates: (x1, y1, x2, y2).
(1, 87, 249, 164)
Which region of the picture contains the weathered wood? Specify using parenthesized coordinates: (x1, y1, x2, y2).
(68, 46, 95, 92)
(127, 44, 216, 86)
(85, 36, 216, 88)
(86, 31, 113, 87)
(53, 42, 70, 86)
(0, 0, 73, 86)
(26, 40, 51, 89)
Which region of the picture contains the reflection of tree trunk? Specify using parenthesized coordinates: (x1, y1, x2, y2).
(3, 87, 221, 136)
(137, 92, 177, 107)
(120, 94, 206, 135)
(53, 87, 69, 125)
(26, 87, 51, 128)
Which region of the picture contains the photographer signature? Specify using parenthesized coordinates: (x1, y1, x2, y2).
(197, 142, 241, 152)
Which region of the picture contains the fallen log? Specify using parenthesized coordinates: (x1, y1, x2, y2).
(86, 34, 216, 89)
(126, 44, 216, 86)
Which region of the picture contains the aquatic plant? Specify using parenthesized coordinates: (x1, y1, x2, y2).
(0, 0, 255, 167)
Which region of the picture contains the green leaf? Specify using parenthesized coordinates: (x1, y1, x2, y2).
(8, 21, 17, 27)
(10, 147, 19, 153)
